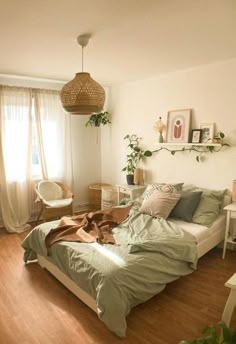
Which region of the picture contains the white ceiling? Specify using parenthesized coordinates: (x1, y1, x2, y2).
(0, 0, 236, 85)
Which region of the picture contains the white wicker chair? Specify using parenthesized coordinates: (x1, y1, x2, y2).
(34, 180, 74, 224)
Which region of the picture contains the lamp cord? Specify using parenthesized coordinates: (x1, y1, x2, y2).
(81, 46, 84, 72)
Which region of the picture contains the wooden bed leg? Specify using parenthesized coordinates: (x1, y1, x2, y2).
(37, 255, 45, 268)
(220, 273, 236, 341)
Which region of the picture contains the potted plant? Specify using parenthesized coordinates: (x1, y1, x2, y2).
(121, 134, 152, 185)
(179, 321, 236, 344)
(85, 111, 111, 127)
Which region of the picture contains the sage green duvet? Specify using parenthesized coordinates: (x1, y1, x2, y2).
(22, 202, 198, 338)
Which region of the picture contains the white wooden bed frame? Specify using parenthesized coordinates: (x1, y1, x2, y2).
(37, 219, 226, 314)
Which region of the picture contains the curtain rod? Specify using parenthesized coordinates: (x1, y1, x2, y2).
(0, 73, 66, 84)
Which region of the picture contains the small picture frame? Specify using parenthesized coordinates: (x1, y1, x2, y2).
(199, 123, 215, 143)
(166, 109, 192, 143)
(191, 129, 202, 143)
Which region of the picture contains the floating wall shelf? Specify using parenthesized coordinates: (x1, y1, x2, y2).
(155, 143, 222, 147)
(152, 142, 228, 162)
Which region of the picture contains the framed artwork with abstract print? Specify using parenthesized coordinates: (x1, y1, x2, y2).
(166, 109, 191, 143)
(199, 123, 215, 143)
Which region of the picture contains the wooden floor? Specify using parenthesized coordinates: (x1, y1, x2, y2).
(0, 228, 236, 344)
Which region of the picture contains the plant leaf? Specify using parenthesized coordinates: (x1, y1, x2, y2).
(144, 150, 152, 157)
(219, 321, 232, 342)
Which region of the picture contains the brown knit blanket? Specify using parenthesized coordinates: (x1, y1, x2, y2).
(45, 205, 132, 248)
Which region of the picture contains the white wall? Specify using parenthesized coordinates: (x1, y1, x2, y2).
(102, 59, 236, 191)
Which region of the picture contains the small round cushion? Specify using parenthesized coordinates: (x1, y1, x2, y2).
(44, 198, 73, 208)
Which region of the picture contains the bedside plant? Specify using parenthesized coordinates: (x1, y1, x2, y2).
(122, 134, 152, 185)
(179, 321, 236, 344)
(85, 111, 111, 127)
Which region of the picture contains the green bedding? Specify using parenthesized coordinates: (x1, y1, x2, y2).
(22, 203, 198, 338)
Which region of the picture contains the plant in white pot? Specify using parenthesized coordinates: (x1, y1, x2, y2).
(121, 134, 152, 185)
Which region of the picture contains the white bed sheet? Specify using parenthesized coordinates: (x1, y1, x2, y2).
(168, 214, 225, 244)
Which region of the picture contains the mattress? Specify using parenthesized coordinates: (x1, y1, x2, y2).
(168, 214, 225, 244)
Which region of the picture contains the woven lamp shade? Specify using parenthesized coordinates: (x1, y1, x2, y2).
(60, 72, 105, 115)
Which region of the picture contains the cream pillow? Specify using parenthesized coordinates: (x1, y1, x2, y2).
(140, 190, 181, 219)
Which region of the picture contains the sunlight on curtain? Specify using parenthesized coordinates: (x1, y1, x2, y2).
(4, 108, 31, 181)
(34, 90, 72, 185)
(0, 86, 73, 233)
(0, 86, 32, 232)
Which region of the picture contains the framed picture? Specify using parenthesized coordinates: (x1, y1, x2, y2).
(166, 109, 191, 143)
(199, 123, 215, 143)
(191, 129, 202, 143)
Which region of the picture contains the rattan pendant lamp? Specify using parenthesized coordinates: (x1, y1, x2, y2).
(60, 34, 105, 115)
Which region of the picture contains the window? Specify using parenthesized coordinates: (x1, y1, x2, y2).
(1, 87, 71, 183)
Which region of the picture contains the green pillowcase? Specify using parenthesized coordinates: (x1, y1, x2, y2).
(192, 189, 225, 226)
(169, 191, 203, 222)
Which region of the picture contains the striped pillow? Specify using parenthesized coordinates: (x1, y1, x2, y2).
(143, 183, 184, 200)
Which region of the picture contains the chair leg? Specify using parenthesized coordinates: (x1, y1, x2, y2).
(36, 204, 43, 225)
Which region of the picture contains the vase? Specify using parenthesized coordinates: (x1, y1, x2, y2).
(126, 174, 134, 185)
(159, 132, 164, 143)
(134, 168, 144, 185)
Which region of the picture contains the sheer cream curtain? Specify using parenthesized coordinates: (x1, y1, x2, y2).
(0, 86, 32, 233)
(0, 86, 72, 233)
(34, 89, 72, 185)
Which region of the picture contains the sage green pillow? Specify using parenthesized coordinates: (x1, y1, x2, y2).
(192, 189, 225, 226)
(169, 191, 203, 222)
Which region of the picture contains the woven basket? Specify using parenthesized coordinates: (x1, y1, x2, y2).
(89, 183, 110, 210)
(101, 186, 117, 209)
(60, 72, 105, 115)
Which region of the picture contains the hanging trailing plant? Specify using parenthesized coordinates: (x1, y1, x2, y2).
(85, 111, 111, 127)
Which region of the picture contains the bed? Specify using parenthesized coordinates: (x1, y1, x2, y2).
(21, 186, 230, 338)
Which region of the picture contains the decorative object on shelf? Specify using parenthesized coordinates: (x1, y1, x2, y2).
(121, 134, 152, 185)
(179, 321, 236, 344)
(85, 111, 111, 127)
(232, 180, 236, 202)
(60, 34, 105, 115)
(212, 131, 225, 144)
(200, 122, 215, 143)
(190, 129, 202, 143)
(153, 116, 166, 143)
(166, 109, 191, 143)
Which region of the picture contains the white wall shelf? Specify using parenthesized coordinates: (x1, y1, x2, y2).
(155, 143, 221, 147)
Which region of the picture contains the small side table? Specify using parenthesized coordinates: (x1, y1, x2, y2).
(221, 273, 236, 327)
(222, 203, 236, 259)
(116, 184, 146, 204)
